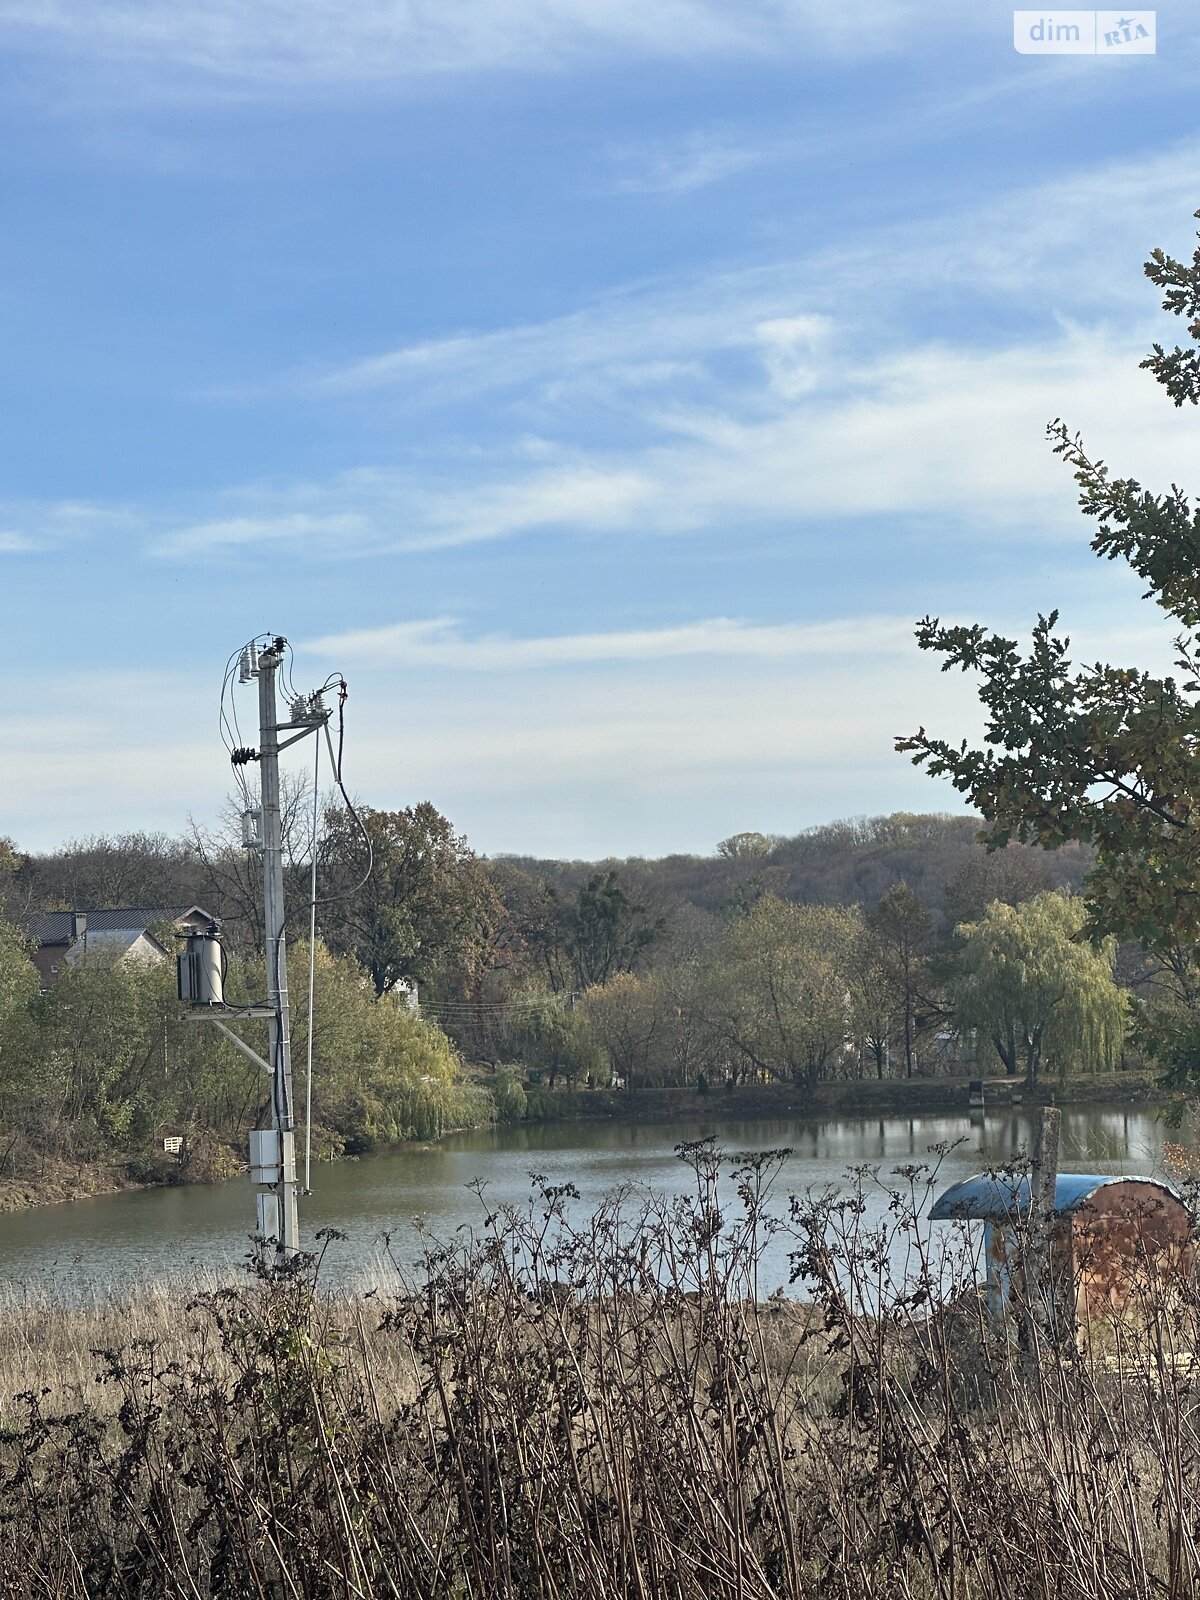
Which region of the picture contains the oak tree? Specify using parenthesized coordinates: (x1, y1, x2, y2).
(898, 212, 1200, 961)
(319, 802, 501, 999)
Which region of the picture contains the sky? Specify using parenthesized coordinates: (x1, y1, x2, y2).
(1, 0, 1198, 860)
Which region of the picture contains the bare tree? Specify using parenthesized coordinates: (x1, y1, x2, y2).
(187, 773, 315, 954)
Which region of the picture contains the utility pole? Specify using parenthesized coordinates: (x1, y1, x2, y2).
(258, 639, 299, 1256)
(181, 632, 335, 1264)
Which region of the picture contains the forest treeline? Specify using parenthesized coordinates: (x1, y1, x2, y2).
(0, 806, 1166, 1184)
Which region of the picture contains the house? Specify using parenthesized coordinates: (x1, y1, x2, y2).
(25, 905, 216, 982)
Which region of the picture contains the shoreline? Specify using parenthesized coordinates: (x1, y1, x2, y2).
(521, 1069, 1168, 1127)
(0, 1071, 1170, 1215)
(0, 1163, 139, 1215)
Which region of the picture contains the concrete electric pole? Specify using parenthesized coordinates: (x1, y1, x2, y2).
(181, 633, 335, 1263)
(257, 639, 300, 1255)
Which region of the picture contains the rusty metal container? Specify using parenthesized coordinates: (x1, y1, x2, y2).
(930, 1173, 1194, 1331)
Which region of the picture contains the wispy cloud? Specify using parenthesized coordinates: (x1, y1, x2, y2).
(151, 462, 656, 558)
(305, 614, 915, 670)
(0, 500, 134, 553)
(0, 0, 937, 98)
(155, 323, 1195, 560)
(309, 136, 1200, 407)
(606, 131, 773, 195)
(43, 141, 1200, 576)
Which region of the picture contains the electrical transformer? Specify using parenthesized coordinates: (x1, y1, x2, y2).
(177, 924, 226, 1006)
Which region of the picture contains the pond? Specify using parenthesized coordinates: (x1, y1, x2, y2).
(0, 1104, 1178, 1299)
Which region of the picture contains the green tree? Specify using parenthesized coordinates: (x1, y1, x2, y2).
(290, 940, 468, 1149)
(319, 802, 501, 999)
(35, 952, 178, 1153)
(554, 870, 666, 992)
(486, 989, 602, 1088)
(711, 895, 860, 1083)
(948, 892, 1126, 1086)
(897, 211, 1200, 962)
(577, 972, 672, 1090)
(0, 923, 41, 1157)
(0, 841, 26, 924)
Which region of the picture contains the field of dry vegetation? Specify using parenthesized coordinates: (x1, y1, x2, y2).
(0, 1143, 1197, 1599)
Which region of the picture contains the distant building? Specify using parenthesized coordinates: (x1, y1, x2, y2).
(25, 905, 216, 982)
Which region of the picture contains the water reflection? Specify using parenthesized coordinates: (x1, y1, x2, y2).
(0, 1105, 1175, 1298)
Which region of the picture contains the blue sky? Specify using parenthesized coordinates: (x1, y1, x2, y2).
(1, 0, 1198, 858)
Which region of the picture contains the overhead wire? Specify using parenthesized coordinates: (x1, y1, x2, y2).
(303, 720, 320, 1195)
(314, 683, 374, 906)
(219, 647, 252, 808)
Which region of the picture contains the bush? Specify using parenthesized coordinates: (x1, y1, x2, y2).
(122, 1152, 184, 1186)
(483, 1066, 528, 1123)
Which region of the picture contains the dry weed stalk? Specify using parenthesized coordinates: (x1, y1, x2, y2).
(0, 1141, 1194, 1597)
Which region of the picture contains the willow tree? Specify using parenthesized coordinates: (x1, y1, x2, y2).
(897, 211, 1200, 981)
(949, 892, 1126, 1086)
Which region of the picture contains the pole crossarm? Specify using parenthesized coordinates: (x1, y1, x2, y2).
(184, 1006, 275, 1021)
(196, 1017, 274, 1076)
(274, 724, 327, 754)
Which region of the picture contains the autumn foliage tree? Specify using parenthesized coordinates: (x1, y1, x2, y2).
(710, 895, 860, 1084)
(319, 802, 501, 999)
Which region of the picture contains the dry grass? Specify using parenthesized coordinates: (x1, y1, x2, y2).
(0, 1144, 1196, 1598)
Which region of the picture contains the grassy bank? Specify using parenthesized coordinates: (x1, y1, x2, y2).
(0, 1158, 138, 1214)
(0, 1147, 1196, 1597)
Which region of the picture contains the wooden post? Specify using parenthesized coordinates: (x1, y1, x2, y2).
(1024, 1106, 1061, 1351)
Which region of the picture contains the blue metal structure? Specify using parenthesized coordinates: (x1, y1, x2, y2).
(930, 1172, 1187, 1328)
(930, 1172, 1183, 1222)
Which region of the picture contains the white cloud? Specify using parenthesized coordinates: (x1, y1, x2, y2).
(306, 284, 764, 402)
(755, 314, 830, 399)
(305, 614, 916, 670)
(311, 137, 1200, 410)
(152, 462, 657, 557)
(3, 594, 1187, 859)
(0, 500, 136, 553)
(296, 644, 989, 858)
(0, 671, 227, 850)
(156, 323, 1197, 559)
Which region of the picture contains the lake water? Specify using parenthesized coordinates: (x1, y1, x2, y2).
(0, 1105, 1179, 1299)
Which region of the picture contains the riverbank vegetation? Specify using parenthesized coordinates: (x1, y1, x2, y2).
(5, 214, 1200, 1195)
(0, 813, 1160, 1201)
(0, 803, 1179, 1200)
(0, 1144, 1197, 1598)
